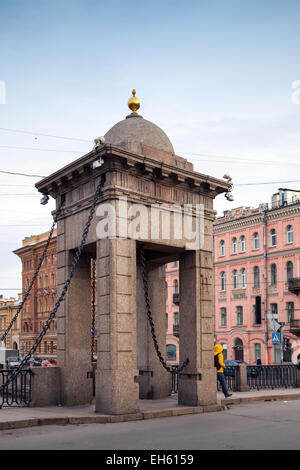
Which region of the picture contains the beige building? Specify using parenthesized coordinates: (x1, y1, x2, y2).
(0, 294, 22, 350)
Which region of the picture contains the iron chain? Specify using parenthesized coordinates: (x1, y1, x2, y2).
(0, 174, 105, 389)
(139, 246, 189, 375)
(1, 197, 65, 344)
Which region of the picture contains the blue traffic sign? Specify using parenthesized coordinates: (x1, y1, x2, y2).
(272, 332, 281, 344)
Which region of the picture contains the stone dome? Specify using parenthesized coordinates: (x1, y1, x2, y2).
(104, 114, 175, 156)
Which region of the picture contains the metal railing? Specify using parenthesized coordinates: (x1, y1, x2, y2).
(247, 364, 298, 390)
(218, 366, 238, 392)
(0, 369, 33, 407)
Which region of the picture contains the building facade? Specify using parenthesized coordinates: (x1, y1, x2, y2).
(165, 261, 180, 364)
(214, 189, 300, 365)
(14, 231, 58, 358)
(0, 294, 22, 350)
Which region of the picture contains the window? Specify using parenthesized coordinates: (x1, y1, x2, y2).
(254, 343, 261, 363)
(173, 279, 179, 294)
(220, 271, 226, 292)
(286, 225, 294, 244)
(165, 314, 168, 330)
(253, 232, 260, 250)
(240, 235, 246, 252)
(166, 344, 177, 360)
(174, 312, 179, 326)
(286, 261, 294, 281)
(253, 296, 262, 324)
(232, 269, 238, 289)
(231, 237, 238, 254)
(270, 229, 277, 247)
(270, 303, 278, 316)
(287, 302, 295, 323)
(236, 306, 243, 325)
(165, 282, 168, 300)
(219, 240, 225, 257)
(253, 266, 260, 288)
(270, 263, 277, 286)
(220, 307, 227, 326)
(241, 268, 246, 288)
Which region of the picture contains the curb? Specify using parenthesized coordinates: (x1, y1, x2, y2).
(0, 403, 224, 431)
(221, 392, 300, 406)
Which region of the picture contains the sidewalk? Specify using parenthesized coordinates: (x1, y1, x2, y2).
(1, 388, 300, 431)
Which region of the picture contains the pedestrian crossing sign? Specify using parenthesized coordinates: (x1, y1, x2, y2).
(272, 332, 281, 344)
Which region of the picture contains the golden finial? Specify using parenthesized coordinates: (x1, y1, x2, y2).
(128, 89, 140, 114)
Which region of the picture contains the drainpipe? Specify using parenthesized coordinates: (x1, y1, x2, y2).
(262, 209, 269, 363)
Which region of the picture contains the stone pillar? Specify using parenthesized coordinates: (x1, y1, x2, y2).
(178, 250, 217, 406)
(236, 363, 250, 392)
(95, 238, 139, 415)
(137, 260, 170, 399)
(56, 248, 94, 406)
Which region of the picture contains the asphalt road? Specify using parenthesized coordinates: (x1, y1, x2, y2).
(1, 399, 300, 450)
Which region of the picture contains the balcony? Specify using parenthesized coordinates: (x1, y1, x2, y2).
(288, 278, 300, 296)
(290, 320, 300, 336)
(173, 293, 179, 305)
(173, 324, 179, 337)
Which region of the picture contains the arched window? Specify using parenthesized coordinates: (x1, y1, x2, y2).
(219, 240, 225, 257)
(241, 268, 247, 288)
(286, 225, 294, 244)
(270, 263, 277, 285)
(253, 232, 260, 250)
(253, 266, 260, 288)
(270, 228, 277, 247)
(286, 261, 294, 281)
(240, 235, 246, 252)
(231, 237, 237, 254)
(232, 269, 238, 289)
(233, 337, 244, 361)
(166, 344, 177, 360)
(220, 271, 227, 292)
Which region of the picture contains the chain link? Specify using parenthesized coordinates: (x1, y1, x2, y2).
(0, 174, 105, 390)
(91, 257, 96, 363)
(1, 197, 65, 344)
(139, 246, 189, 375)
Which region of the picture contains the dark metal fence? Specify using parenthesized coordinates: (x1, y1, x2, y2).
(0, 369, 33, 407)
(247, 364, 298, 390)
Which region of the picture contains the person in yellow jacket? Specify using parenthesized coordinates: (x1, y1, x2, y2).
(214, 344, 232, 398)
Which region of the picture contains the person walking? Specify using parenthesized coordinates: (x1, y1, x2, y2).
(214, 344, 232, 398)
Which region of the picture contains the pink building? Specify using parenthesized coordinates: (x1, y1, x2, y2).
(165, 261, 180, 364)
(214, 188, 300, 365)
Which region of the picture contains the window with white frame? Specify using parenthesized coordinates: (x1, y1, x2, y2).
(240, 235, 246, 252)
(253, 266, 260, 288)
(236, 306, 243, 325)
(220, 271, 226, 292)
(231, 237, 238, 254)
(286, 225, 294, 244)
(220, 307, 227, 326)
(253, 232, 260, 250)
(219, 240, 225, 257)
(232, 269, 238, 289)
(270, 228, 277, 247)
(241, 268, 247, 288)
(270, 263, 277, 286)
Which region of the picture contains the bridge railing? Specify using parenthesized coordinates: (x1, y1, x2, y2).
(0, 369, 33, 407)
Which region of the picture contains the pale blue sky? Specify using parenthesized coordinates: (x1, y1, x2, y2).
(0, 0, 300, 295)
